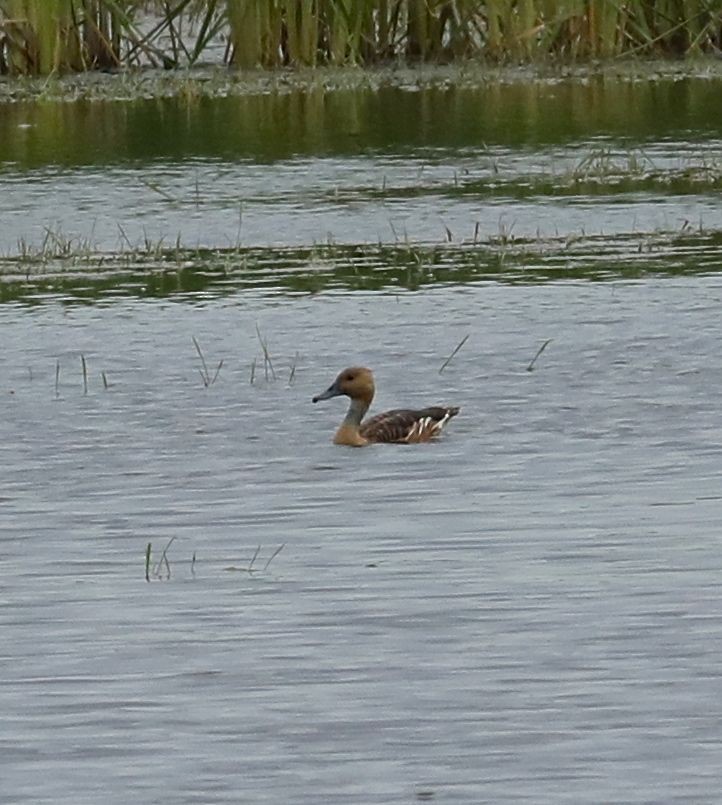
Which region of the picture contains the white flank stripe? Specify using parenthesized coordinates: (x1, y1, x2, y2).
(404, 412, 454, 442)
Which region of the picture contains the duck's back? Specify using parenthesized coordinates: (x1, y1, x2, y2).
(361, 406, 459, 444)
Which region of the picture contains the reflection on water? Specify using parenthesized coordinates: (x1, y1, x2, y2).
(2, 73, 722, 165)
(0, 73, 721, 261)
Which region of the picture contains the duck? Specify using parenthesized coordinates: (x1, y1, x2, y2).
(312, 366, 459, 447)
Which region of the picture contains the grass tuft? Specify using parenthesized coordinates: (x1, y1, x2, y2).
(193, 335, 223, 387)
(255, 324, 276, 381)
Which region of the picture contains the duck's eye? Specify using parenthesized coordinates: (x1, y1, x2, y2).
(346, 374, 355, 381)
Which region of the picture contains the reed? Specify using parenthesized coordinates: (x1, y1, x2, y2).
(255, 324, 276, 381)
(263, 543, 284, 571)
(81, 353, 88, 394)
(0, 0, 129, 74)
(192, 335, 223, 387)
(288, 351, 299, 384)
(2, 1, 721, 75)
(144, 537, 174, 581)
(526, 337, 552, 371)
(224, 543, 285, 574)
(154, 536, 175, 579)
(439, 333, 470, 373)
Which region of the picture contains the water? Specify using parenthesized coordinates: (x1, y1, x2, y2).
(1, 75, 721, 257)
(2, 71, 722, 804)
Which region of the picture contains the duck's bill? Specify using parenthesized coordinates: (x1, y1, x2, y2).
(312, 382, 341, 403)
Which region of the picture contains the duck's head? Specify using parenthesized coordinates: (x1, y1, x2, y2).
(313, 366, 375, 405)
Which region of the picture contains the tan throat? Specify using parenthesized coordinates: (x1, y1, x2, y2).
(333, 424, 368, 447)
(333, 397, 371, 447)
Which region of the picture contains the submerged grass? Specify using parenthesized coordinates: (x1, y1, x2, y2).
(1, 1, 721, 75)
(1, 223, 721, 304)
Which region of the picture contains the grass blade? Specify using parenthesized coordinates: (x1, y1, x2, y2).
(263, 543, 285, 571)
(439, 334, 470, 374)
(526, 338, 552, 372)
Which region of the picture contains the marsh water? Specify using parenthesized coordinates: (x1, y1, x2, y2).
(2, 70, 722, 803)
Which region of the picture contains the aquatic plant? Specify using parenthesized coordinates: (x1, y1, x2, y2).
(192, 335, 224, 387)
(526, 338, 552, 371)
(1, 1, 721, 75)
(439, 333, 470, 374)
(255, 323, 276, 381)
(143, 539, 284, 582)
(233, 543, 285, 574)
(0, 0, 125, 73)
(146, 537, 175, 581)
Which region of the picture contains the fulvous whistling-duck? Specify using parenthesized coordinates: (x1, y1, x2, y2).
(312, 366, 459, 447)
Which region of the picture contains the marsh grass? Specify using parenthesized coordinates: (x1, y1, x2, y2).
(255, 324, 276, 381)
(1, 219, 720, 304)
(288, 351, 299, 384)
(1, 1, 721, 75)
(81, 353, 88, 394)
(439, 333, 470, 374)
(223, 543, 285, 574)
(17, 227, 95, 267)
(526, 338, 552, 371)
(368, 155, 722, 203)
(144, 539, 283, 582)
(193, 335, 223, 386)
(145, 537, 176, 581)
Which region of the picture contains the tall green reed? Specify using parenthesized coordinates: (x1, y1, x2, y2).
(1, 1, 721, 75)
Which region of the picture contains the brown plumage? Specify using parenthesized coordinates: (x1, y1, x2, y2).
(312, 366, 459, 447)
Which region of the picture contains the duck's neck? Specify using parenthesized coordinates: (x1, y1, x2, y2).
(333, 396, 371, 446)
(345, 396, 370, 427)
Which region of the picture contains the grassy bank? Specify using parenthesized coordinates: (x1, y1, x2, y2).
(1, 1, 721, 76)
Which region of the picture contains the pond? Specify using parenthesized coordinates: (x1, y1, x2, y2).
(2, 67, 722, 804)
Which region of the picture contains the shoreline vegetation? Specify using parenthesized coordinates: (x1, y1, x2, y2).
(2, 59, 722, 104)
(1, 1, 721, 78)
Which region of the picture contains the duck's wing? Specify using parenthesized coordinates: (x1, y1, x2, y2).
(360, 406, 460, 444)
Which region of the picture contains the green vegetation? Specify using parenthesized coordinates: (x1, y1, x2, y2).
(1, 225, 720, 305)
(1, 1, 721, 75)
(144, 539, 284, 581)
(193, 335, 224, 387)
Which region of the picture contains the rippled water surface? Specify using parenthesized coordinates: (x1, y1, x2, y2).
(2, 71, 722, 803)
